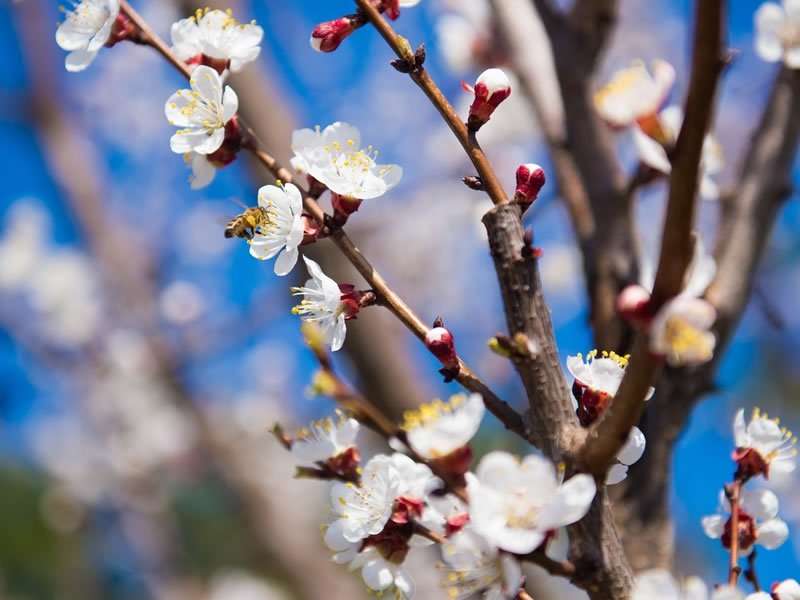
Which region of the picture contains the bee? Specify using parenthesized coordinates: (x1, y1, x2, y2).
(224, 206, 271, 240)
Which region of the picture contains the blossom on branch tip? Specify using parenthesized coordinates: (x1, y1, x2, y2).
(310, 16, 360, 53)
(567, 350, 650, 484)
(733, 408, 797, 480)
(702, 488, 789, 553)
(467, 451, 596, 554)
(514, 164, 546, 208)
(593, 59, 675, 129)
(467, 68, 512, 131)
(291, 413, 360, 481)
(755, 0, 800, 68)
(402, 394, 483, 483)
(291, 122, 402, 200)
(165, 65, 239, 156)
(171, 8, 263, 74)
(248, 183, 305, 276)
(632, 105, 724, 200)
(56, 0, 122, 72)
(291, 257, 352, 351)
(649, 296, 717, 366)
(440, 527, 522, 600)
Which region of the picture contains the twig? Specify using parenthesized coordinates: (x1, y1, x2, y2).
(579, 0, 728, 476)
(726, 480, 743, 586)
(744, 548, 761, 592)
(519, 548, 577, 578)
(517, 590, 535, 600)
(117, 0, 526, 440)
(353, 0, 509, 207)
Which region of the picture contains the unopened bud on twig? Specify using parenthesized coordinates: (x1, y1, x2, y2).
(426, 318, 460, 381)
(467, 68, 511, 132)
(310, 16, 361, 53)
(617, 284, 653, 327)
(514, 163, 546, 208)
(462, 175, 484, 191)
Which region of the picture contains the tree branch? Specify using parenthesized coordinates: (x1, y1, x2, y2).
(118, 0, 525, 439)
(578, 0, 728, 477)
(617, 65, 800, 571)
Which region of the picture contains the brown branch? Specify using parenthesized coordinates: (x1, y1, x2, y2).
(725, 480, 743, 585)
(744, 548, 762, 592)
(519, 549, 576, 578)
(118, 0, 525, 440)
(579, 0, 727, 477)
(496, 0, 636, 351)
(616, 46, 800, 578)
(354, 0, 509, 207)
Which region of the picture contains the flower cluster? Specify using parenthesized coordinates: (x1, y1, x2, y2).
(755, 0, 800, 68)
(567, 350, 650, 484)
(634, 570, 800, 600)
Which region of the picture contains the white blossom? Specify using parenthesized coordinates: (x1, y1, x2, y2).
(208, 569, 289, 600)
(733, 408, 797, 477)
(248, 183, 305, 276)
(402, 394, 484, 459)
(291, 122, 402, 200)
(165, 65, 239, 155)
(171, 8, 263, 73)
(594, 59, 676, 128)
(632, 569, 753, 600)
(159, 280, 205, 324)
(440, 527, 522, 600)
(0, 201, 48, 291)
(606, 427, 647, 485)
(632, 105, 724, 200)
(650, 295, 717, 366)
(290, 414, 359, 464)
(291, 257, 347, 351)
(467, 451, 596, 554)
(702, 488, 789, 552)
(639, 235, 717, 301)
(773, 580, 800, 600)
(328, 454, 401, 544)
(567, 350, 654, 400)
(56, 0, 119, 72)
(755, 0, 800, 68)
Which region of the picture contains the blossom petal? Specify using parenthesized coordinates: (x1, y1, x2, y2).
(361, 558, 394, 591)
(617, 427, 646, 466)
(222, 86, 239, 123)
(537, 474, 596, 530)
(757, 518, 788, 549)
(742, 488, 779, 520)
(633, 125, 671, 173)
(606, 463, 629, 485)
(273, 246, 299, 276)
(65, 48, 99, 72)
(701, 514, 725, 539)
(190, 154, 217, 190)
(755, 3, 785, 62)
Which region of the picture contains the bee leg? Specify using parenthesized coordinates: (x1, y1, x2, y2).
(244, 228, 254, 241)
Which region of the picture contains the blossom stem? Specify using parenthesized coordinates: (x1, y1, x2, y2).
(353, 0, 509, 207)
(517, 591, 535, 600)
(411, 521, 446, 545)
(116, 0, 527, 441)
(726, 479, 743, 586)
(744, 548, 762, 592)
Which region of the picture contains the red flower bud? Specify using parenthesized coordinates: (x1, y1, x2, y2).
(732, 447, 770, 481)
(310, 17, 358, 53)
(338, 284, 362, 320)
(301, 214, 322, 246)
(445, 512, 470, 537)
(105, 13, 142, 47)
(721, 510, 757, 552)
(514, 163, 546, 207)
(617, 284, 654, 327)
(425, 325, 458, 370)
(467, 68, 511, 132)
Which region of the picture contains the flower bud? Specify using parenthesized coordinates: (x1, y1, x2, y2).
(617, 284, 653, 327)
(105, 13, 142, 47)
(206, 117, 242, 167)
(467, 68, 511, 131)
(514, 164, 546, 208)
(310, 17, 358, 53)
(301, 214, 322, 246)
(425, 324, 458, 371)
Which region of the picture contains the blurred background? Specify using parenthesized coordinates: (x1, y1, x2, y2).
(0, 0, 798, 598)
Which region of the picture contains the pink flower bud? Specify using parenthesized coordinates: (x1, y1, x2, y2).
(617, 284, 653, 327)
(514, 163, 546, 207)
(105, 13, 142, 47)
(425, 325, 458, 370)
(338, 284, 362, 320)
(310, 17, 357, 53)
(467, 68, 511, 131)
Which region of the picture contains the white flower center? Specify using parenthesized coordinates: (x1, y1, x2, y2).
(173, 90, 225, 133)
(62, 0, 112, 35)
(503, 492, 540, 529)
(323, 139, 392, 190)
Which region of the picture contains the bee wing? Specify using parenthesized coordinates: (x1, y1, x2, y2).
(230, 197, 251, 210)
